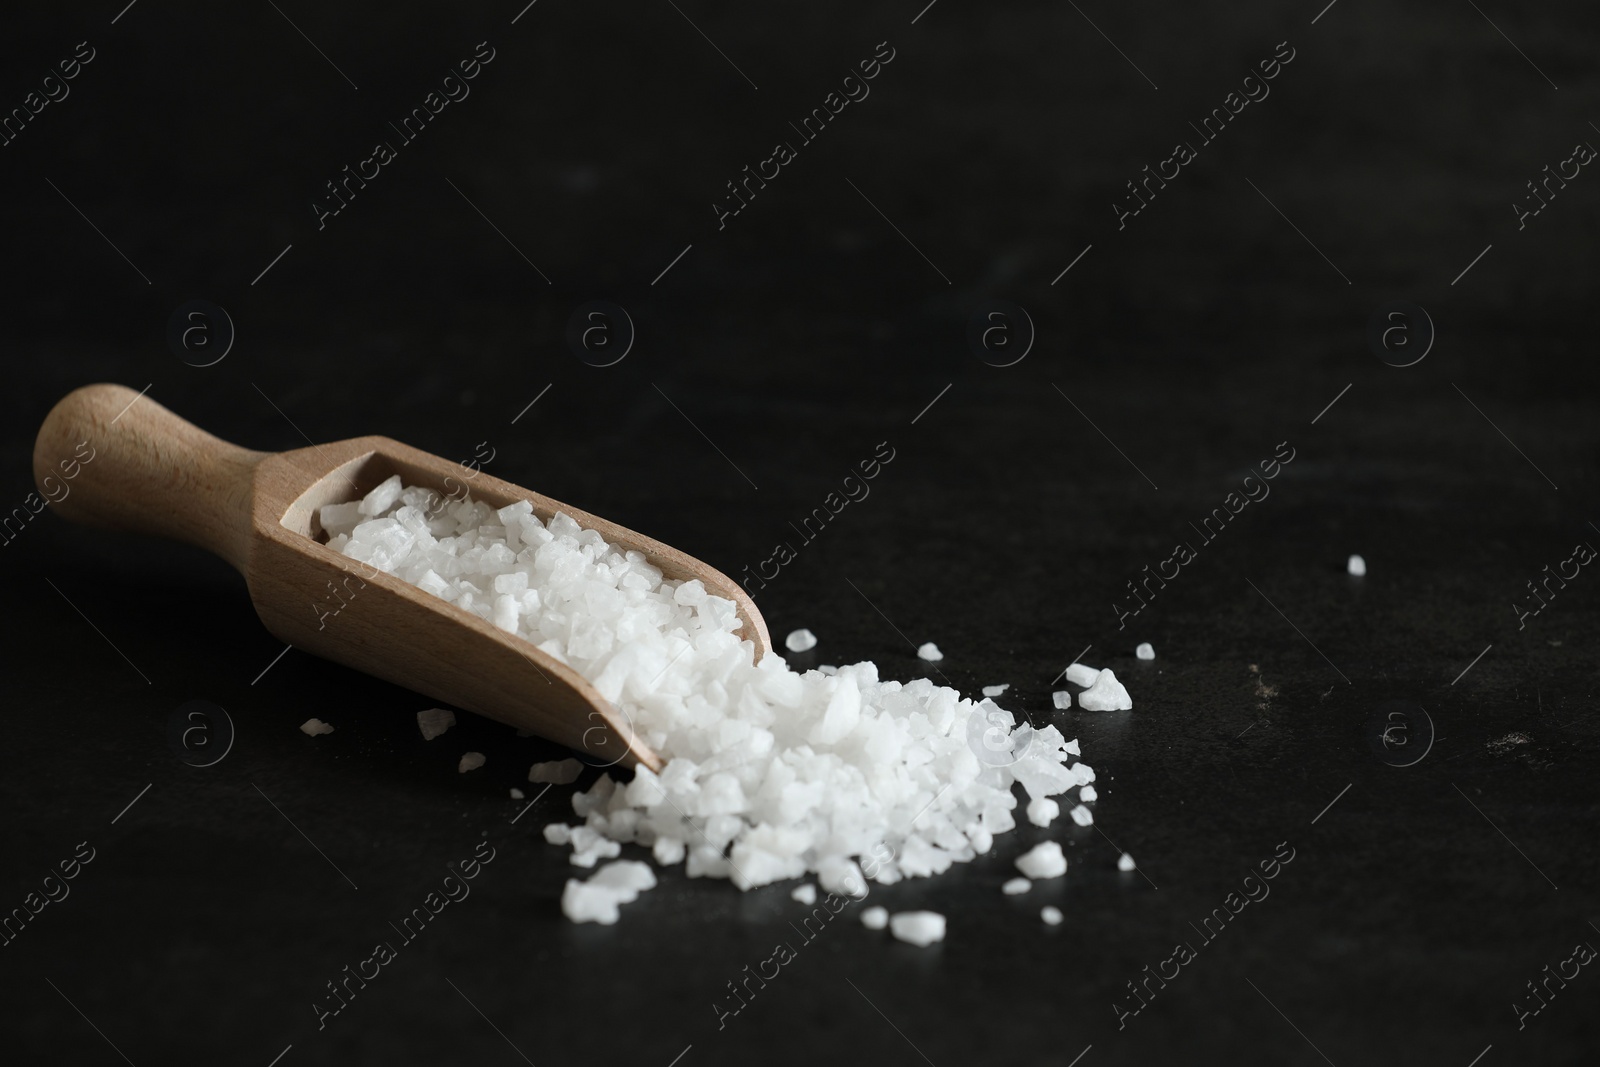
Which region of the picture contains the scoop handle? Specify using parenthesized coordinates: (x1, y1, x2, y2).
(33, 384, 266, 571)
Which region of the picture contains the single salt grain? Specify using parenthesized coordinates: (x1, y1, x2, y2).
(529, 758, 582, 784)
(1041, 906, 1063, 925)
(1118, 852, 1135, 872)
(417, 708, 456, 740)
(889, 911, 946, 947)
(1064, 662, 1099, 688)
(1002, 877, 1032, 895)
(459, 752, 486, 773)
(861, 906, 889, 930)
(791, 883, 817, 905)
(1052, 691, 1072, 710)
(1079, 668, 1132, 711)
(543, 823, 572, 845)
(510, 787, 525, 799)
(561, 859, 657, 925)
(785, 628, 818, 653)
(982, 684, 1010, 697)
(300, 718, 334, 736)
(653, 837, 686, 865)
(1080, 785, 1098, 803)
(1069, 804, 1094, 826)
(917, 642, 943, 662)
(1016, 842, 1067, 879)
(1348, 553, 1367, 577)
(1026, 797, 1060, 827)
(1135, 642, 1155, 660)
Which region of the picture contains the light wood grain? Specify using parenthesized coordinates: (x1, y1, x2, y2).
(35, 384, 772, 771)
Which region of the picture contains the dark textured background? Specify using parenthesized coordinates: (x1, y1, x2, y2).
(3, 1, 1598, 1064)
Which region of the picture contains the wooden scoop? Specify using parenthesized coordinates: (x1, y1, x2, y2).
(33, 383, 770, 771)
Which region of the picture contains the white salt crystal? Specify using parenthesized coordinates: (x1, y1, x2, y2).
(1016, 842, 1067, 879)
(1118, 852, 1135, 871)
(358, 474, 403, 517)
(1064, 662, 1099, 688)
(653, 837, 686, 865)
(299, 718, 334, 736)
(1041, 906, 1063, 925)
(417, 708, 456, 740)
(791, 883, 817, 905)
(982, 684, 1009, 697)
(917, 642, 944, 662)
(510, 787, 525, 799)
(1065, 738, 1081, 756)
(458, 752, 486, 773)
(1026, 797, 1060, 827)
(1080, 785, 1098, 803)
(861, 906, 889, 930)
(543, 823, 572, 845)
(318, 501, 364, 538)
(889, 911, 946, 947)
(1135, 642, 1155, 660)
(1348, 553, 1367, 577)
(1051, 691, 1072, 710)
(1078, 668, 1132, 711)
(1069, 804, 1094, 826)
(1002, 877, 1032, 895)
(529, 758, 583, 784)
(785, 628, 818, 653)
(561, 860, 657, 924)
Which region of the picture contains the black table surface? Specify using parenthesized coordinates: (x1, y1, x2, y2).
(3, 2, 1598, 1064)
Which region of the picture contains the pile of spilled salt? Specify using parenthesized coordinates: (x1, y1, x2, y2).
(329, 477, 1105, 926)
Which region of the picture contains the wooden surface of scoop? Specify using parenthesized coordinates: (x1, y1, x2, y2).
(32, 383, 772, 771)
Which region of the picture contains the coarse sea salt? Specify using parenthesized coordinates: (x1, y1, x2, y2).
(459, 752, 486, 773)
(791, 883, 817, 905)
(332, 478, 1105, 924)
(890, 911, 946, 947)
(1064, 662, 1099, 688)
(1002, 877, 1031, 895)
(916, 642, 944, 662)
(1051, 691, 1072, 710)
(1135, 642, 1155, 661)
(785, 628, 818, 653)
(982, 684, 1009, 697)
(300, 718, 334, 736)
(1015, 842, 1067, 879)
(1041, 906, 1063, 925)
(562, 860, 657, 924)
(861, 906, 889, 930)
(1118, 852, 1135, 872)
(1027, 797, 1060, 827)
(1348, 554, 1367, 577)
(1078, 668, 1132, 712)
(417, 707, 455, 740)
(529, 758, 583, 784)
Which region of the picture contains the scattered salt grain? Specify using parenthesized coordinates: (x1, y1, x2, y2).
(458, 752, 486, 773)
(1064, 662, 1099, 688)
(1026, 797, 1060, 827)
(1016, 842, 1068, 879)
(791, 883, 817, 905)
(529, 758, 582, 784)
(543, 823, 572, 845)
(861, 906, 889, 930)
(653, 837, 686, 865)
(917, 642, 943, 662)
(1078, 668, 1132, 711)
(300, 718, 334, 736)
(1052, 691, 1072, 710)
(1080, 785, 1098, 803)
(1348, 553, 1367, 577)
(417, 708, 456, 740)
(568, 826, 622, 868)
(1135, 642, 1155, 661)
(982, 684, 1010, 697)
(1002, 877, 1032, 895)
(1041, 906, 1063, 926)
(1118, 852, 1136, 872)
(561, 859, 657, 924)
(890, 911, 946, 947)
(1069, 804, 1094, 826)
(785, 628, 818, 653)
(510, 787, 525, 799)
